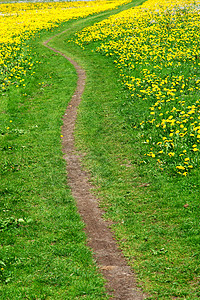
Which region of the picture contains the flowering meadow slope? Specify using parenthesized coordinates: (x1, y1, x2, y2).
(72, 2, 200, 297)
(0, 0, 130, 92)
(75, 0, 200, 176)
(0, 1, 131, 296)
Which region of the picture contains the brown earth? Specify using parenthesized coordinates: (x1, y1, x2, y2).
(44, 31, 146, 300)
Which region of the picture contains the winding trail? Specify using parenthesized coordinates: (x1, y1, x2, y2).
(44, 31, 146, 300)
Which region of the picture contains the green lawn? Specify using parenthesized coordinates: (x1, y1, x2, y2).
(1, 0, 199, 299)
(48, 1, 200, 298)
(0, 21, 108, 300)
(0, 1, 144, 299)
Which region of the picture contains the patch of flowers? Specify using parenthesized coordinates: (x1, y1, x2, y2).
(75, 0, 200, 175)
(0, 0, 130, 92)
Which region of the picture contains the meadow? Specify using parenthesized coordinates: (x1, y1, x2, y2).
(0, 0, 200, 298)
(75, 0, 200, 176)
(72, 0, 200, 297)
(0, 0, 131, 298)
(0, 0, 130, 94)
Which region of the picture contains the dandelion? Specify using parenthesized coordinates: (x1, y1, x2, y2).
(0, 0, 129, 92)
(75, 0, 200, 174)
(168, 152, 175, 157)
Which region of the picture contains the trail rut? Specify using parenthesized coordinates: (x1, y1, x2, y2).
(44, 31, 146, 300)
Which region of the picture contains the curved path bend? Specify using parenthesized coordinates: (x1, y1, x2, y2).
(44, 31, 146, 300)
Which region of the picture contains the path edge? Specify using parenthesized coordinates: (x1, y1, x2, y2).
(43, 30, 147, 300)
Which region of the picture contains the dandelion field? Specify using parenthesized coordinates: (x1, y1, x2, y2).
(75, 0, 200, 176)
(0, 0, 130, 143)
(0, 1, 131, 298)
(71, 0, 200, 298)
(1, 0, 200, 298)
(0, 0, 130, 94)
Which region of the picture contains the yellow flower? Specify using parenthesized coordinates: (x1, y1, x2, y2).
(176, 165, 185, 170)
(168, 152, 175, 157)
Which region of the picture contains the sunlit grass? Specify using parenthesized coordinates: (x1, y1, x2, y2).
(63, 0, 200, 298)
(0, 27, 109, 298)
(0, 1, 134, 298)
(1, 0, 200, 298)
(75, 0, 200, 176)
(0, 0, 131, 93)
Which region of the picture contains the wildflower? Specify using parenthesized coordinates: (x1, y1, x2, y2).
(74, 0, 200, 175)
(176, 166, 185, 170)
(168, 152, 175, 157)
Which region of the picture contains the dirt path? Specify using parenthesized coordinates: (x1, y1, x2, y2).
(44, 32, 146, 300)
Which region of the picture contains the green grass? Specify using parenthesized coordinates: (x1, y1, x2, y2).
(1, 0, 199, 299)
(0, 25, 108, 300)
(0, 1, 145, 299)
(48, 1, 200, 299)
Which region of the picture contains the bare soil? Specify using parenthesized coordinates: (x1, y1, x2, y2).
(44, 32, 146, 300)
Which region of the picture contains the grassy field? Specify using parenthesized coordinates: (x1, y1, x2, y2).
(49, 0, 200, 298)
(0, 25, 109, 300)
(1, 0, 200, 299)
(0, 1, 143, 299)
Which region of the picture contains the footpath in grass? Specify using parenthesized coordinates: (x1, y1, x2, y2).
(49, 1, 200, 299)
(0, 23, 109, 300)
(1, 0, 199, 299)
(0, 1, 145, 299)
